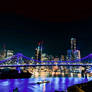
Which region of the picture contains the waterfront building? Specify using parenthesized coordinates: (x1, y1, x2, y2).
(7, 50, 14, 58)
(60, 55, 65, 61)
(41, 53, 48, 61)
(48, 55, 54, 61)
(54, 57, 59, 61)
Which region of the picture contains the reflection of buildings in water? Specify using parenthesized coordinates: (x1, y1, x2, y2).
(33, 71, 49, 78)
(78, 73, 82, 78)
(43, 83, 46, 92)
(61, 72, 65, 77)
(40, 72, 48, 78)
(32, 69, 91, 78)
(70, 73, 73, 77)
(34, 72, 39, 78)
(51, 72, 55, 76)
(26, 65, 92, 78)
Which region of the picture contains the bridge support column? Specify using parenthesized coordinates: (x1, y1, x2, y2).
(16, 55, 21, 73)
(81, 66, 88, 78)
(16, 67, 21, 73)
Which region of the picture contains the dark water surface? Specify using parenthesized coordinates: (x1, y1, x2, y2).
(0, 76, 92, 92)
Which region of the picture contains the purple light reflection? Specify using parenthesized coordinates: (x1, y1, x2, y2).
(0, 77, 91, 92)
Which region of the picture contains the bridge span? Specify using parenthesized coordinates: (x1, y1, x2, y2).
(0, 53, 92, 67)
(0, 64, 92, 67)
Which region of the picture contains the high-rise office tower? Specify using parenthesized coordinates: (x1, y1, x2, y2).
(35, 42, 43, 61)
(38, 49, 41, 61)
(70, 38, 81, 60)
(67, 50, 72, 61)
(35, 48, 39, 60)
(71, 38, 76, 51)
(0, 44, 7, 59)
(70, 38, 76, 60)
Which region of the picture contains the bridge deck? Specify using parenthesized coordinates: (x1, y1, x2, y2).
(0, 64, 92, 67)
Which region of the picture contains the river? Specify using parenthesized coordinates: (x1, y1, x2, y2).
(0, 72, 92, 92)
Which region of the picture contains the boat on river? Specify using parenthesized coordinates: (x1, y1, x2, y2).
(37, 80, 50, 84)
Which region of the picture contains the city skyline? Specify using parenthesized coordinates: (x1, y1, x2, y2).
(0, 33, 89, 58)
(0, 20, 91, 58)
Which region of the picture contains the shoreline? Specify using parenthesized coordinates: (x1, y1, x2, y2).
(67, 80, 92, 92)
(0, 68, 32, 79)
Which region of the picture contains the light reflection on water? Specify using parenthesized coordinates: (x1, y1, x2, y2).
(0, 73, 92, 92)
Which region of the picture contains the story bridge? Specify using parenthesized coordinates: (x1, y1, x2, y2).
(0, 53, 92, 67)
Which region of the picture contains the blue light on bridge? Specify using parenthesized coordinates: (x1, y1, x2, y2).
(0, 53, 92, 67)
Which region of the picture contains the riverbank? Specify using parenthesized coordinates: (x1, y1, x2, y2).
(0, 68, 32, 79)
(67, 79, 92, 92)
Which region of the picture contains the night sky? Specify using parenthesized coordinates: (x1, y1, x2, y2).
(0, 1, 92, 57)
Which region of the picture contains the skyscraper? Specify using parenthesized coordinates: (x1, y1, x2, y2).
(67, 38, 81, 61)
(35, 48, 39, 60)
(71, 38, 81, 60)
(71, 38, 76, 51)
(67, 50, 72, 61)
(35, 42, 43, 61)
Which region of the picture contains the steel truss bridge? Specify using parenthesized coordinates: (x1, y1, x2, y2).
(0, 53, 92, 67)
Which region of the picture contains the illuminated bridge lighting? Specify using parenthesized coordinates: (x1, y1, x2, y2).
(0, 53, 92, 67)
